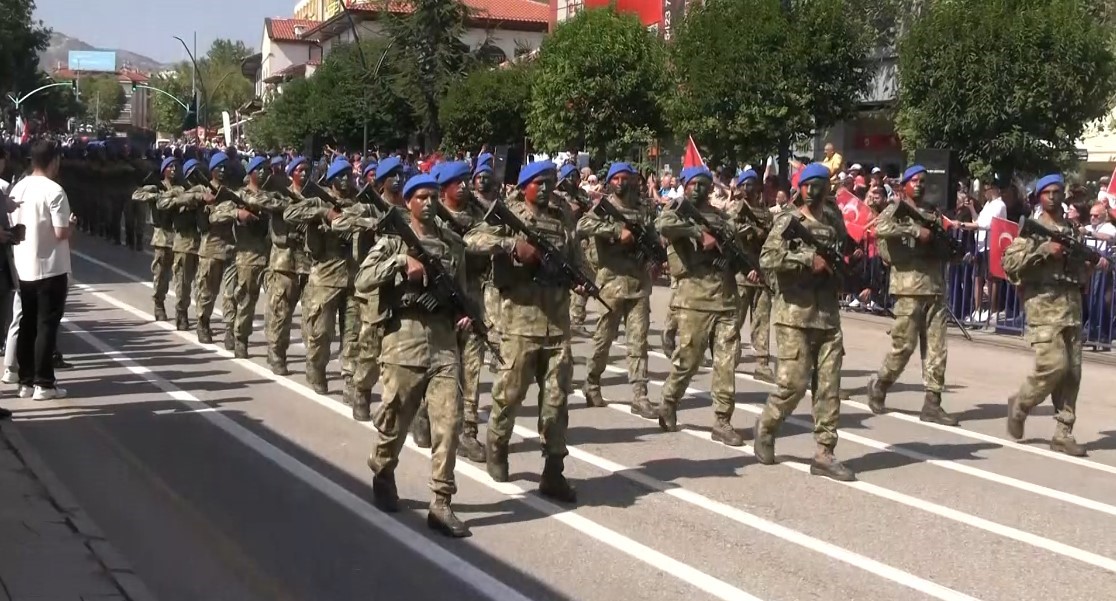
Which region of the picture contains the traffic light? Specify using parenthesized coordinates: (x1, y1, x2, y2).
(131, 82, 138, 93)
(180, 97, 198, 133)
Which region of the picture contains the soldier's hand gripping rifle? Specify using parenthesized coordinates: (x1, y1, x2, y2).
(780, 216, 852, 278)
(894, 200, 963, 258)
(375, 202, 505, 366)
(593, 195, 667, 265)
(189, 169, 240, 205)
(1019, 215, 1111, 267)
(483, 197, 612, 313)
(300, 177, 357, 238)
(672, 197, 771, 291)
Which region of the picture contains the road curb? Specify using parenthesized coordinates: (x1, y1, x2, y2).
(0, 421, 159, 601)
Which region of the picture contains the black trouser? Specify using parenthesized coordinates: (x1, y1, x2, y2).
(17, 274, 68, 388)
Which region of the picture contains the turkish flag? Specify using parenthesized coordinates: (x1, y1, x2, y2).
(988, 216, 1019, 280)
(682, 135, 704, 169)
(836, 188, 872, 241)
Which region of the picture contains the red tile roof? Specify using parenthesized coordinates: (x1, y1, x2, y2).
(346, 0, 549, 25)
(266, 17, 321, 42)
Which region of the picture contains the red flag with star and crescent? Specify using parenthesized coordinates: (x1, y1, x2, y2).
(683, 135, 704, 169)
(988, 216, 1019, 280)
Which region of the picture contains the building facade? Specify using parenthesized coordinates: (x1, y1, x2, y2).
(50, 67, 153, 134)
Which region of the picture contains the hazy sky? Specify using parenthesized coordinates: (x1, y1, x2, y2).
(33, 0, 291, 64)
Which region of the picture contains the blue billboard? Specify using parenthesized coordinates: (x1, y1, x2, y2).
(68, 50, 117, 72)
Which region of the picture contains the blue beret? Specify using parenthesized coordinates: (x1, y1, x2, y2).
(901, 164, 927, 184)
(246, 156, 268, 174)
(270, 156, 284, 166)
(325, 158, 353, 182)
(517, 160, 558, 188)
(736, 169, 759, 185)
(182, 159, 199, 176)
(477, 152, 494, 167)
(680, 166, 713, 185)
(606, 162, 635, 181)
(403, 174, 439, 200)
(285, 156, 306, 176)
(436, 161, 471, 185)
(473, 162, 493, 177)
(361, 162, 377, 178)
(559, 164, 578, 181)
(159, 157, 177, 174)
(375, 156, 403, 182)
(1035, 174, 1065, 194)
(797, 163, 830, 185)
(429, 162, 445, 181)
(208, 152, 228, 171)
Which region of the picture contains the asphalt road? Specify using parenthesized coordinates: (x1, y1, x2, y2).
(5, 232, 1116, 601)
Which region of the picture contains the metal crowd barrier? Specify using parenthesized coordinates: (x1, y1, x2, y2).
(842, 227, 1116, 351)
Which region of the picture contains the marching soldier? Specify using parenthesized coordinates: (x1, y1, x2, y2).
(193, 153, 239, 345)
(160, 158, 207, 331)
(1002, 173, 1105, 457)
(561, 164, 594, 336)
(230, 156, 279, 359)
(866, 165, 960, 426)
(357, 174, 471, 538)
(578, 162, 656, 417)
(131, 157, 177, 321)
(264, 157, 311, 376)
(653, 166, 745, 446)
(472, 159, 504, 369)
(729, 169, 774, 382)
(465, 160, 578, 503)
(754, 162, 854, 481)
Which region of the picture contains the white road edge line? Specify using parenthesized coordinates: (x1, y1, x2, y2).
(65, 286, 764, 601)
(75, 246, 1116, 477)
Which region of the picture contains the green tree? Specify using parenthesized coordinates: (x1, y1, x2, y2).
(528, 7, 669, 160)
(80, 74, 126, 123)
(149, 69, 194, 134)
(667, 0, 873, 166)
(377, 0, 475, 146)
(439, 63, 533, 152)
(153, 39, 254, 131)
(897, 0, 1116, 179)
(246, 78, 317, 149)
(0, 0, 51, 98)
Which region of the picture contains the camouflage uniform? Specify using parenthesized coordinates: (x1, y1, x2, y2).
(263, 184, 310, 375)
(755, 206, 853, 481)
(131, 182, 174, 319)
(867, 201, 959, 425)
(464, 195, 577, 503)
(1002, 216, 1088, 456)
(727, 194, 774, 381)
(654, 198, 744, 445)
(329, 203, 381, 416)
(159, 184, 206, 330)
(565, 189, 596, 333)
(356, 219, 469, 537)
(578, 193, 656, 417)
(231, 187, 280, 358)
(195, 188, 239, 345)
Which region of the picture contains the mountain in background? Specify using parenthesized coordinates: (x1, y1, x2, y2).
(38, 32, 169, 74)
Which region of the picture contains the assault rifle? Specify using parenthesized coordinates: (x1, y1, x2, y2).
(188, 170, 240, 206)
(780, 216, 852, 278)
(1018, 216, 1110, 266)
(894, 201, 963, 258)
(592, 196, 667, 265)
(483, 197, 611, 312)
(373, 197, 505, 366)
(558, 180, 590, 214)
(672, 197, 769, 290)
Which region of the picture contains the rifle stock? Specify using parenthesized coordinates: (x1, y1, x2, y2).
(780, 216, 852, 277)
(592, 196, 667, 265)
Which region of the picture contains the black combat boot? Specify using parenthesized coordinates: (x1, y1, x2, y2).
(457, 422, 486, 462)
(268, 354, 289, 377)
(368, 462, 400, 513)
(175, 314, 190, 332)
(656, 401, 679, 432)
(233, 341, 249, 359)
(427, 494, 471, 538)
(581, 381, 607, 408)
(752, 416, 777, 465)
(485, 429, 509, 482)
(410, 408, 431, 449)
(920, 391, 959, 426)
(153, 303, 168, 322)
(810, 445, 855, 482)
(711, 416, 744, 447)
(866, 375, 890, 414)
(539, 456, 577, 504)
(352, 390, 372, 422)
(197, 318, 213, 344)
(223, 330, 235, 351)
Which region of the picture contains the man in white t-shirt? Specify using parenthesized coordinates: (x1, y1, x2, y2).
(8, 139, 75, 400)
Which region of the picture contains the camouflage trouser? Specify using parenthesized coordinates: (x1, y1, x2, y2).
(737, 285, 771, 362)
(1014, 324, 1081, 430)
(662, 281, 679, 348)
(171, 252, 198, 319)
(265, 270, 307, 365)
(876, 295, 948, 393)
(489, 335, 571, 458)
(659, 308, 738, 419)
(457, 329, 485, 426)
(301, 284, 360, 384)
(484, 283, 502, 341)
(584, 295, 650, 401)
(760, 324, 843, 448)
(195, 257, 235, 329)
(150, 247, 172, 306)
(370, 362, 460, 497)
(354, 301, 383, 392)
(233, 261, 267, 345)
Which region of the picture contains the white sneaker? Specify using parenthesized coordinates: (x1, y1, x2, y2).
(1, 369, 16, 384)
(32, 386, 66, 401)
(17, 385, 33, 398)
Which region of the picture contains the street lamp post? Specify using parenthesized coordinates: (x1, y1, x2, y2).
(173, 33, 207, 135)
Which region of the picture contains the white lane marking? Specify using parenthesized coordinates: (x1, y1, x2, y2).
(73, 247, 1116, 477)
(66, 285, 765, 601)
(57, 319, 533, 601)
(573, 389, 1116, 575)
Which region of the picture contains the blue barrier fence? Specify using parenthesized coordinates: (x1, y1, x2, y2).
(843, 226, 1115, 350)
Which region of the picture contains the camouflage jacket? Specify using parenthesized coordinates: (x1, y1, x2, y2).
(760, 206, 844, 330)
(464, 198, 579, 339)
(233, 187, 280, 267)
(440, 199, 490, 300)
(157, 184, 208, 254)
(726, 194, 773, 289)
(874, 201, 951, 296)
(267, 185, 311, 275)
(354, 225, 465, 368)
(656, 200, 741, 312)
(199, 196, 239, 260)
(1002, 216, 1087, 330)
(284, 195, 357, 289)
(132, 183, 175, 248)
(577, 193, 655, 301)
